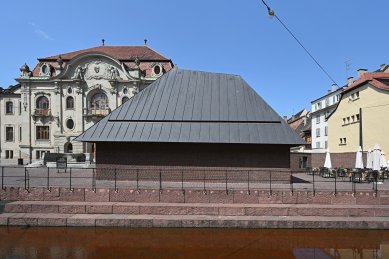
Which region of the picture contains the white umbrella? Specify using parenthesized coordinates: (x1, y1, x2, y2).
(324, 149, 332, 169)
(355, 146, 364, 169)
(366, 149, 373, 169)
(372, 144, 381, 171)
(381, 151, 387, 168)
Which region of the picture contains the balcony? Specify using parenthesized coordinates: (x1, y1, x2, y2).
(33, 109, 51, 117)
(83, 108, 111, 118)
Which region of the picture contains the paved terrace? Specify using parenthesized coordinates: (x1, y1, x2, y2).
(0, 166, 388, 193)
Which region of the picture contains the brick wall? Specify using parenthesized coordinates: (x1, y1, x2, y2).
(290, 152, 312, 172)
(311, 152, 367, 169)
(96, 142, 291, 169)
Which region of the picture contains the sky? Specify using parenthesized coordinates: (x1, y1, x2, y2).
(0, 0, 388, 117)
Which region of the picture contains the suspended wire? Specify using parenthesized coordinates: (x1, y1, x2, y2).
(260, 0, 339, 86)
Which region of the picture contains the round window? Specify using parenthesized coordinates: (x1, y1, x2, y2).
(66, 119, 74, 129)
(153, 65, 161, 75)
(68, 87, 72, 94)
(123, 87, 128, 95)
(42, 65, 48, 74)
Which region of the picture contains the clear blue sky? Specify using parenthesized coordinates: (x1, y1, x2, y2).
(0, 0, 388, 117)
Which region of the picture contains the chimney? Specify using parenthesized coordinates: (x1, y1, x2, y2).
(357, 68, 368, 78)
(331, 83, 337, 92)
(347, 76, 354, 87)
(283, 116, 288, 121)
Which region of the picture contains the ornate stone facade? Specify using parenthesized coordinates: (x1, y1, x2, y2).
(0, 45, 173, 162)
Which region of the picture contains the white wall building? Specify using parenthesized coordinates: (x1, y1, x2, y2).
(0, 44, 173, 163)
(311, 84, 345, 152)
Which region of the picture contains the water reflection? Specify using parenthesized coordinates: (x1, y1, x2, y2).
(0, 227, 388, 258)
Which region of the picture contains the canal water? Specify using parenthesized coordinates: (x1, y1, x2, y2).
(0, 227, 388, 258)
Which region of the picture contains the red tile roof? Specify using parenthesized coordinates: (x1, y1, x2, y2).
(346, 72, 389, 92)
(40, 46, 171, 61)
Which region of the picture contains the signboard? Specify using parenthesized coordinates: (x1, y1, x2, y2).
(56, 157, 67, 169)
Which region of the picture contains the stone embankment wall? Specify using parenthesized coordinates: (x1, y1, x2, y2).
(1, 187, 388, 205)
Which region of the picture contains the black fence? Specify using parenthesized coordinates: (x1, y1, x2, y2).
(0, 166, 387, 195)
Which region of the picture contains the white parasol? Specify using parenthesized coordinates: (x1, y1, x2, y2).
(324, 149, 332, 169)
(355, 146, 364, 169)
(372, 144, 381, 171)
(366, 149, 373, 169)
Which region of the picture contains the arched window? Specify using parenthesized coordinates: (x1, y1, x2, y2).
(36, 96, 49, 115)
(66, 96, 74, 109)
(90, 92, 108, 110)
(5, 101, 13, 114)
(64, 142, 73, 153)
(122, 96, 129, 104)
(36, 96, 49, 109)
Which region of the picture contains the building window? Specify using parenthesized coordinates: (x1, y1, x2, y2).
(19, 126, 22, 141)
(36, 96, 49, 115)
(66, 96, 74, 109)
(343, 138, 347, 144)
(325, 141, 328, 149)
(316, 142, 320, 149)
(66, 119, 74, 130)
(299, 156, 308, 169)
(5, 127, 13, 141)
(19, 101, 21, 115)
(90, 92, 108, 110)
(122, 96, 129, 104)
(347, 117, 350, 124)
(5, 101, 13, 114)
(153, 65, 162, 76)
(5, 150, 13, 159)
(36, 150, 50, 159)
(36, 126, 49, 140)
(342, 118, 346, 125)
(316, 128, 320, 137)
(316, 115, 320, 124)
(340, 138, 343, 144)
(351, 115, 355, 122)
(123, 87, 128, 95)
(356, 114, 360, 121)
(67, 87, 72, 94)
(325, 98, 329, 107)
(324, 126, 328, 136)
(356, 92, 359, 98)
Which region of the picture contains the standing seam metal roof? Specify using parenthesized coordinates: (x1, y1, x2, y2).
(76, 68, 304, 145)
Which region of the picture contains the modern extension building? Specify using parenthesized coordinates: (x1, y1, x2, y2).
(0, 44, 173, 163)
(76, 68, 304, 175)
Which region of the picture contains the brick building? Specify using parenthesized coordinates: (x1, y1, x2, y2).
(76, 68, 304, 176)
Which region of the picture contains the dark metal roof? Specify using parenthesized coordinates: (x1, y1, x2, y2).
(76, 68, 304, 145)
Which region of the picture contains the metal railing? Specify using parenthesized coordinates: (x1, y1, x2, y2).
(0, 166, 387, 195)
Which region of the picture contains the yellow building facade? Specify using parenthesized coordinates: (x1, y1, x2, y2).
(328, 70, 389, 157)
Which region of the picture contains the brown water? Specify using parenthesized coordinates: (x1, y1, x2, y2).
(0, 227, 388, 259)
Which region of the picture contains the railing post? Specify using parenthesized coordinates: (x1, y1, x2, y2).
(203, 170, 206, 194)
(334, 170, 337, 196)
(136, 169, 139, 190)
(1, 166, 4, 190)
(159, 169, 162, 191)
(92, 168, 96, 192)
(225, 170, 228, 194)
(312, 169, 315, 196)
(181, 170, 184, 193)
(269, 170, 272, 195)
(24, 167, 27, 190)
(114, 168, 117, 192)
(69, 168, 72, 191)
(47, 167, 50, 191)
(247, 170, 250, 194)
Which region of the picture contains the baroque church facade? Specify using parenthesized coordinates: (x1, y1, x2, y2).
(0, 44, 173, 163)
